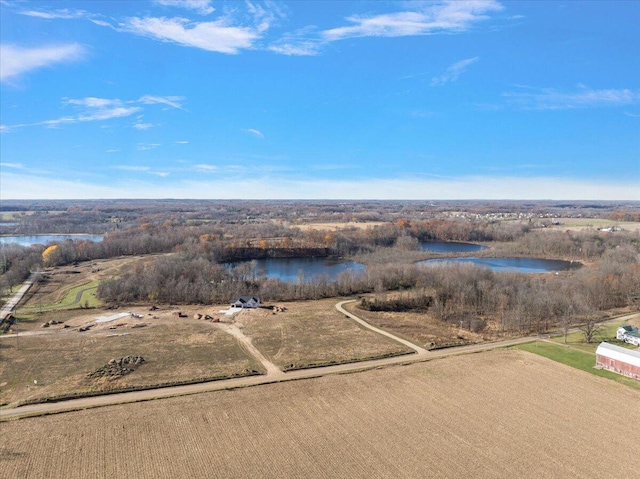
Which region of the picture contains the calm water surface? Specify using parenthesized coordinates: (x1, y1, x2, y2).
(234, 257, 365, 283)
(0, 235, 104, 247)
(420, 257, 581, 273)
(420, 241, 487, 253)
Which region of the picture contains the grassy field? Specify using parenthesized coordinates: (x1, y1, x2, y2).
(19, 280, 101, 315)
(343, 301, 485, 349)
(513, 341, 640, 391)
(236, 299, 413, 370)
(547, 217, 640, 231)
(2, 349, 639, 478)
(0, 320, 263, 406)
(550, 321, 639, 352)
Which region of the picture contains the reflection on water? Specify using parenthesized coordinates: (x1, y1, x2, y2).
(232, 257, 365, 283)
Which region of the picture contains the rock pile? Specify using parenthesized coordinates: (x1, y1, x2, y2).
(41, 320, 64, 328)
(88, 356, 146, 379)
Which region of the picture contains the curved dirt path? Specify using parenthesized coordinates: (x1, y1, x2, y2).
(212, 323, 284, 378)
(336, 300, 429, 354)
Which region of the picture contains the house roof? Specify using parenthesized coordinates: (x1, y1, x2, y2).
(235, 296, 259, 303)
(596, 342, 640, 368)
(619, 325, 637, 332)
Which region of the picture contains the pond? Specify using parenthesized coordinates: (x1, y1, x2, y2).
(419, 257, 581, 273)
(0, 235, 104, 247)
(420, 241, 487, 253)
(231, 257, 365, 283)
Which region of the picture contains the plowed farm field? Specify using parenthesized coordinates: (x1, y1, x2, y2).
(2, 349, 639, 479)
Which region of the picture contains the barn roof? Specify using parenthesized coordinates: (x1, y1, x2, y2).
(596, 342, 640, 368)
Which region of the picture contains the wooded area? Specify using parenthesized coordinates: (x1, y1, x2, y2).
(2, 200, 639, 336)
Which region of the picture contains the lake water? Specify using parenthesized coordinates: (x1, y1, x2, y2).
(420, 257, 581, 273)
(233, 257, 366, 283)
(420, 241, 487, 253)
(0, 235, 104, 247)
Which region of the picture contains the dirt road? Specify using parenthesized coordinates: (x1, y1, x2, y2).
(212, 323, 284, 377)
(336, 300, 429, 354)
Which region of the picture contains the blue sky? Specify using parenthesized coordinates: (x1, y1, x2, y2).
(1, 0, 638, 200)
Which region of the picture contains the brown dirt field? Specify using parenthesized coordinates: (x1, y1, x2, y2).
(0, 318, 263, 406)
(1, 349, 639, 479)
(344, 301, 485, 349)
(235, 299, 413, 370)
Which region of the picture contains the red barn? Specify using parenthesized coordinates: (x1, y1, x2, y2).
(595, 342, 640, 380)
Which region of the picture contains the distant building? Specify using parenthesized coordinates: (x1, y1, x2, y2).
(595, 342, 640, 380)
(616, 324, 640, 346)
(231, 296, 261, 309)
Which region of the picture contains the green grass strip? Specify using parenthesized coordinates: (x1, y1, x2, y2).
(21, 280, 101, 312)
(514, 341, 640, 391)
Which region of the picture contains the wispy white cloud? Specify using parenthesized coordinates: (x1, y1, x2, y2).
(322, 1, 503, 41)
(0, 44, 85, 82)
(245, 128, 265, 139)
(6, 95, 183, 130)
(116, 165, 169, 177)
(430, 56, 479, 86)
(268, 1, 502, 56)
(18, 8, 89, 20)
(268, 42, 321, 56)
(62, 97, 142, 123)
(138, 95, 185, 110)
(124, 16, 262, 54)
(503, 85, 640, 110)
(193, 163, 218, 172)
(0, 162, 25, 169)
(136, 143, 161, 151)
(154, 0, 215, 16)
(176, 140, 189, 144)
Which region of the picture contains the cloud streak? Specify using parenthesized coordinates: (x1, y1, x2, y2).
(18, 8, 89, 20)
(245, 128, 265, 139)
(430, 57, 479, 86)
(0, 44, 85, 82)
(269, 1, 503, 56)
(5, 95, 184, 130)
(322, 1, 503, 41)
(503, 85, 640, 110)
(124, 15, 263, 54)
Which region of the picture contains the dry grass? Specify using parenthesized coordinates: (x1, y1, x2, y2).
(529, 217, 640, 232)
(235, 299, 412, 370)
(2, 349, 639, 479)
(344, 301, 485, 349)
(0, 318, 262, 406)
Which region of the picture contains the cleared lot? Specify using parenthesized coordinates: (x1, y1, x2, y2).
(2, 349, 639, 479)
(0, 320, 262, 406)
(235, 299, 412, 370)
